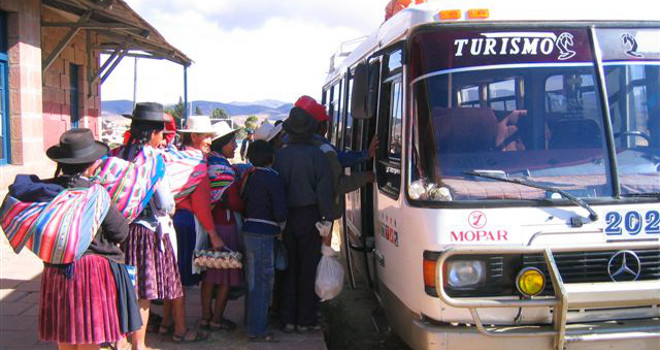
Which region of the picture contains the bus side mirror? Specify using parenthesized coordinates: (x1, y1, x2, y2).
(351, 61, 380, 119)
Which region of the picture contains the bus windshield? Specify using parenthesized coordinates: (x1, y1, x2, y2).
(409, 27, 660, 202)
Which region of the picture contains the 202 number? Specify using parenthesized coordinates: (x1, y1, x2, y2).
(605, 210, 660, 235)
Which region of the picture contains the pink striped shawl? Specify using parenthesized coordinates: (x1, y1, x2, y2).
(162, 145, 207, 203)
(0, 185, 110, 264)
(94, 145, 165, 221)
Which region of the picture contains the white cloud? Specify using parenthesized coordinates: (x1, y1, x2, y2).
(101, 0, 386, 105)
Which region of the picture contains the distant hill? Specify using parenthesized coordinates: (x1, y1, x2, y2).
(102, 99, 293, 120)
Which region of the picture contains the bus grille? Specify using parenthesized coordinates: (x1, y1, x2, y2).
(522, 248, 660, 288)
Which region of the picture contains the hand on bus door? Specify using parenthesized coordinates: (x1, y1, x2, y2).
(365, 171, 376, 183)
(368, 136, 380, 158)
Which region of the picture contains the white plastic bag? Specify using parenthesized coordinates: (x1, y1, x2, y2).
(315, 245, 344, 301)
(315, 220, 332, 237)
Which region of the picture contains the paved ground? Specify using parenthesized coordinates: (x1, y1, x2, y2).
(0, 235, 326, 350)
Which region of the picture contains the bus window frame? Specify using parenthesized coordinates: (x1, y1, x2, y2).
(402, 23, 649, 209)
(331, 80, 344, 146)
(343, 69, 355, 151)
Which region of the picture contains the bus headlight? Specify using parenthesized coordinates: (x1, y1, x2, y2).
(447, 260, 485, 287)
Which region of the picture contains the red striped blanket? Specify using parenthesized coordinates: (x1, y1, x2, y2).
(162, 145, 207, 203)
(0, 185, 110, 264)
(95, 145, 165, 221)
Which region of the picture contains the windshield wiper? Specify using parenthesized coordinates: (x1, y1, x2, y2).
(465, 170, 599, 227)
(620, 192, 660, 199)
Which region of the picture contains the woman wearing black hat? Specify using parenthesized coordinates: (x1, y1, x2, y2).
(115, 103, 207, 347)
(8, 128, 133, 349)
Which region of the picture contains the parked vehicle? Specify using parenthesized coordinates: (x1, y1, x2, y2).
(322, 1, 660, 349)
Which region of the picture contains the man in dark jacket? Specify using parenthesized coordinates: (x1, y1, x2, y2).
(273, 107, 334, 332)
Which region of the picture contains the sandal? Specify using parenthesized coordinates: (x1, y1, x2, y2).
(172, 329, 209, 343)
(210, 318, 237, 331)
(296, 324, 322, 333)
(280, 323, 296, 334)
(248, 332, 280, 343)
(199, 318, 211, 330)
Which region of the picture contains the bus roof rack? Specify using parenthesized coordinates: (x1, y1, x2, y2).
(329, 36, 369, 73)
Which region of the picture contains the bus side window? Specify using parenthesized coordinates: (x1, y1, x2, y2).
(376, 76, 402, 198)
(344, 76, 354, 150)
(331, 81, 343, 146)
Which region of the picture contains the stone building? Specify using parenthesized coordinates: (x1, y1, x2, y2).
(0, 0, 191, 189)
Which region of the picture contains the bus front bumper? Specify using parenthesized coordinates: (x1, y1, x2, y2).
(411, 317, 660, 350)
(433, 242, 660, 350)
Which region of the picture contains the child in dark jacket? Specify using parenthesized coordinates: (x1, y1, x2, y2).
(243, 140, 287, 342)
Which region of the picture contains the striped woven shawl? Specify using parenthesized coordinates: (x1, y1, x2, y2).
(207, 152, 235, 206)
(0, 184, 110, 264)
(95, 145, 165, 221)
(162, 145, 207, 203)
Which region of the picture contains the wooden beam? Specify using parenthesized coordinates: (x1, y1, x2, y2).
(90, 47, 120, 86)
(100, 49, 126, 84)
(42, 11, 93, 73)
(42, 21, 139, 30)
(96, 29, 190, 65)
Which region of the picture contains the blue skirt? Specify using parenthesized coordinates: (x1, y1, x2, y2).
(173, 209, 201, 287)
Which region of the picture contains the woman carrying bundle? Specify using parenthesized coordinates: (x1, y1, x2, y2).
(115, 103, 206, 346)
(169, 115, 224, 290)
(1, 129, 134, 350)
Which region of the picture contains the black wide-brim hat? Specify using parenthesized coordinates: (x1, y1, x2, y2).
(46, 128, 109, 164)
(284, 107, 318, 139)
(123, 102, 166, 123)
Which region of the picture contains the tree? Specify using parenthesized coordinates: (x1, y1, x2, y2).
(165, 96, 186, 127)
(211, 108, 229, 120)
(244, 115, 259, 131)
(194, 105, 203, 115)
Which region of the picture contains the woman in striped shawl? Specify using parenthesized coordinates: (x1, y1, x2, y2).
(18, 129, 134, 349)
(170, 116, 224, 290)
(116, 103, 210, 347)
(200, 122, 244, 331)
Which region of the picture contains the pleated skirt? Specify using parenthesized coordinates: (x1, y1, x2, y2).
(121, 224, 184, 300)
(39, 254, 122, 344)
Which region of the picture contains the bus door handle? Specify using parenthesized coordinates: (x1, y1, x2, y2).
(374, 249, 385, 267)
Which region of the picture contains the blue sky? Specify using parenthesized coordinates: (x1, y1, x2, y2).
(101, 0, 385, 105)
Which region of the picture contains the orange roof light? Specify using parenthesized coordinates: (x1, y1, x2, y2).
(467, 8, 490, 19)
(439, 9, 461, 20)
(415, 0, 428, 4)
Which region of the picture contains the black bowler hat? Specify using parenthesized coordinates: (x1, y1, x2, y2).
(46, 128, 109, 164)
(283, 107, 318, 139)
(123, 102, 166, 123)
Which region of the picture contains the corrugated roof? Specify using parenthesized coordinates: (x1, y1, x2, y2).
(42, 0, 192, 66)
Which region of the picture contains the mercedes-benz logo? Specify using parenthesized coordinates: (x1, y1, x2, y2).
(607, 250, 642, 282)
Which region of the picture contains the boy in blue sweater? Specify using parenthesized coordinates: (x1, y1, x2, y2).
(243, 140, 287, 342)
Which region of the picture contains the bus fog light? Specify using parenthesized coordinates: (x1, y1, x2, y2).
(516, 267, 546, 297)
(447, 260, 485, 287)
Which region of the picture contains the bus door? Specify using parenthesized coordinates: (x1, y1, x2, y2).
(343, 64, 380, 288)
(373, 49, 404, 292)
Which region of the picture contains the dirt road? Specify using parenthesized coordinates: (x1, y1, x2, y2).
(321, 262, 411, 350)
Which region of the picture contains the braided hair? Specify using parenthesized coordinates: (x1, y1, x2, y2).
(54, 162, 94, 189)
(122, 120, 165, 161)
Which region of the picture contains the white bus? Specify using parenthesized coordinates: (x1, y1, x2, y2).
(321, 1, 660, 349)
